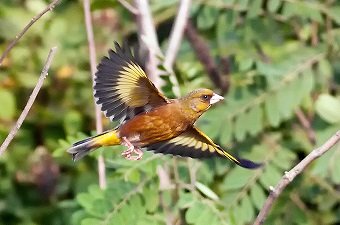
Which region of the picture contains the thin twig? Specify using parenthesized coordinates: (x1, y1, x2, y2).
(163, 0, 191, 97)
(102, 177, 151, 225)
(83, 0, 106, 189)
(0, 47, 58, 156)
(0, 0, 61, 66)
(133, 0, 163, 89)
(253, 130, 340, 225)
(294, 108, 316, 145)
(117, 0, 139, 15)
(185, 20, 228, 93)
(164, 0, 191, 68)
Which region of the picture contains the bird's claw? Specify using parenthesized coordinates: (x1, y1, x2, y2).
(122, 149, 143, 160)
(121, 137, 143, 161)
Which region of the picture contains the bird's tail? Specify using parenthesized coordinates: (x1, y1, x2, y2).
(67, 130, 120, 161)
(218, 146, 263, 169)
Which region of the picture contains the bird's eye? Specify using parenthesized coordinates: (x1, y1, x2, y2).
(201, 95, 209, 101)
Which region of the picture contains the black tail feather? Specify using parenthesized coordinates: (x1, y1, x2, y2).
(236, 157, 263, 169)
(67, 137, 98, 161)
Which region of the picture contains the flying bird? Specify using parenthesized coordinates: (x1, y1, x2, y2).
(68, 43, 261, 169)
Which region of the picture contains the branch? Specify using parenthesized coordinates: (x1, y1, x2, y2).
(185, 20, 229, 94)
(164, 0, 191, 69)
(0, 47, 58, 156)
(253, 130, 340, 225)
(294, 108, 316, 145)
(133, 0, 163, 89)
(163, 0, 191, 97)
(83, 0, 106, 189)
(117, 0, 138, 15)
(0, 0, 61, 66)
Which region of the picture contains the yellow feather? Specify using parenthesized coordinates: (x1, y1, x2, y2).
(93, 130, 121, 146)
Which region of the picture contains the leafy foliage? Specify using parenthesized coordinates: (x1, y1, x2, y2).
(0, 0, 340, 225)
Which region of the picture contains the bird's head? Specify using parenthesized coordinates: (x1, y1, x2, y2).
(181, 88, 224, 115)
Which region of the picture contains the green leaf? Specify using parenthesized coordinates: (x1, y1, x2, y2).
(185, 201, 202, 223)
(177, 191, 195, 209)
(0, 89, 16, 120)
(239, 57, 254, 71)
(92, 198, 111, 218)
(222, 167, 255, 190)
(247, 0, 262, 19)
(331, 153, 340, 183)
(289, 72, 305, 108)
(196, 208, 216, 225)
(195, 181, 219, 200)
(197, 6, 218, 30)
(272, 147, 296, 170)
(247, 104, 263, 136)
(327, 6, 340, 24)
(277, 84, 294, 120)
(282, 1, 323, 22)
(264, 93, 281, 127)
(231, 203, 248, 225)
(300, 68, 315, 98)
(250, 183, 266, 210)
(125, 169, 141, 183)
(77, 193, 96, 212)
(237, 0, 250, 10)
(315, 94, 340, 124)
(219, 117, 233, 146)
(240, 196, 255, 223)
(81, 218, 102, 225)
(88, 185, 104, 199)
(268, 0, 281, 12)
(234, 112, 247, 141)
(317, 59, 332, 78)
(216, 11, 238, 54)
(259, 164, 282, 188)
(129, 195, 145, 219)
(63, 110, 83, 135)
(143, 186, 159, 213)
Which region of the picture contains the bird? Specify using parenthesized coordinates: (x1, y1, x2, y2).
(67, 42, 261, 169)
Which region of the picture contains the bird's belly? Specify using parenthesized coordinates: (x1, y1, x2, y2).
(118, 110, 188, 147)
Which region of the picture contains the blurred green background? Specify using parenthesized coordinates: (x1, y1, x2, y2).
(0, 0, 340, 224)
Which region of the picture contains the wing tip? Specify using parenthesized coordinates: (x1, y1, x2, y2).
(235, 157, 263, 169)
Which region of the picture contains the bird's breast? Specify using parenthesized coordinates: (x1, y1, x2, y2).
(118, 103, 190, 146)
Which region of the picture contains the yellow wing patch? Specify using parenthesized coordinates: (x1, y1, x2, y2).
(146, 126, 234, 159)
(147, 126, 262, 169)
(94, 42, 169, 123)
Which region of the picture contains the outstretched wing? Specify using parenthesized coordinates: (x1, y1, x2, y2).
(94, 42, 169, 124)
(147, 126, 261, 169)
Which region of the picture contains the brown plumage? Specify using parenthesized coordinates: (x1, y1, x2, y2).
(67, 43, 261, 169)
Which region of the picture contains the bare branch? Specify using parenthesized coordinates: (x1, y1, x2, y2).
(133, 0, 163, 89)
(83, 0, 106, 189)
(295, 108, 316, 145)
(163, 0, 192, 97)
(0, 0, 61, 66)
(117, 0, 139, 15)
(0, 47, 58, 156)
(164, 0, 191, 69)
(253, 130, 340, 225)
(185, 20, 229, 93)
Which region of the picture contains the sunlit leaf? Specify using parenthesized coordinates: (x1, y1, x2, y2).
(315, 94, 340, 124)
(268, 0, 281, 12)
(195, 181, 219, 200)
(222, 167, 255, 190)
(0, 89, 16, 120)
(250, 183, 266, 210)
(264, 93, 281, 127)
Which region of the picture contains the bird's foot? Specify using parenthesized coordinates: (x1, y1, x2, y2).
(121, 137, 143, 160)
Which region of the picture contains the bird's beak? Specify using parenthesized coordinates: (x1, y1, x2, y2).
(210, 93, 224, 105)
